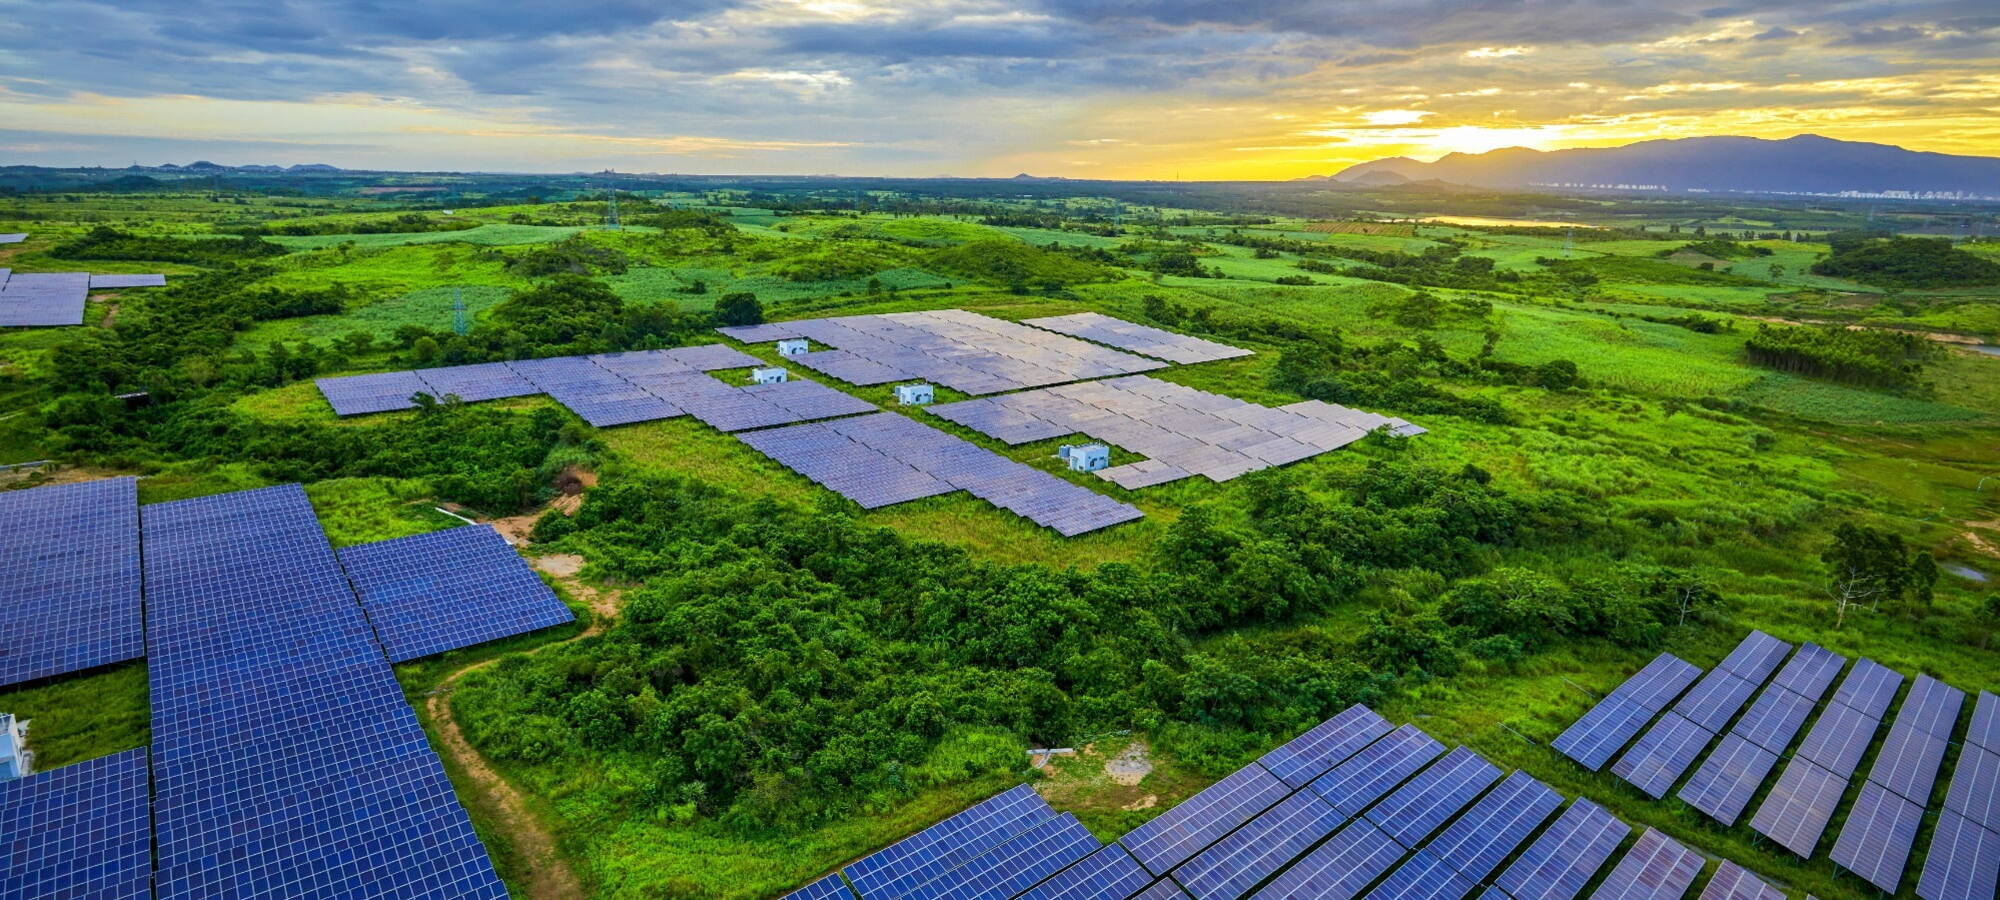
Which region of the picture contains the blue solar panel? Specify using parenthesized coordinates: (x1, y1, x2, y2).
(1120, 762, 1291, 876)
(1494, 799, 1631, 900)
(1868, 718, 1951, 804)
(843, 784, 1053, 897)
(1832, 658, 1904, 719)
(1769, 643, 1846, 701)
(1366, 746, 1503, 849)
(1309, 724, 1447, 817)
(316, 370, 432, 415)
(1967, 692, 2000, 754)
(1896, 674, 1966, 740)
(1795, 701, 1886, 776)
(1671, 670, 1760, 733)
(1678, 734, 1780, 826)
(0, 748, 150, 899)
(1258, 704, 1395, 788)
(1253, 820, 1404, 900)
(1590, 829, 1703, 900)
(1368, 849, 1475, 900)
(1829, 781, 1923, 894)
(1749, 757, 1848, 858)
(1016, 844, 1154, 900)
(907, 813, 1098, 900)
(338, 524, 574, 662)
(1423, 770, 1563, 883)
(1715, 631, 1791, 684)
(785, 873, 857, 900)
(1611, 713, 1714, 799)
(141, 484, 505, 899)
(1942, 743, 2000, 833)
(1138, 880, 1196, 900)
(1729, 686, 1816, 754)
(1915, 811, 2000, 900)
(1608, 654, 1703, 711)
(1697, 861, 1783, 900)
(0, 477, 142, 688)
(1552, 696, 1658, 772)
(1173, 790, 1347, 900)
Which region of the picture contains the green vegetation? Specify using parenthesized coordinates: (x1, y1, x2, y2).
(1744, 324, 1935, 391)
(1812, 234, 2000, 288)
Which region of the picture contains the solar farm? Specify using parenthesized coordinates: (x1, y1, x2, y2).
(785, 704, 1803, 900)
(0, 256, 167, 327)
(1551, 631, 2000, 900)
(0, 479, 574, 897)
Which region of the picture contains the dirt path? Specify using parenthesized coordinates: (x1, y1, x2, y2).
(424, 553, 619, 900)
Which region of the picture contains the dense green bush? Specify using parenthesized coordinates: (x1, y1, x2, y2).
(50, 226, 286, 265)
(1810, 236, 2000, 288)
(1744, 324, 1933, 391)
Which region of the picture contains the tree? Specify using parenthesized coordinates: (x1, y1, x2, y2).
(1907, 552, 1939, 609)
(1821, 523, 1910, 627)
(715, 291, 763, 327)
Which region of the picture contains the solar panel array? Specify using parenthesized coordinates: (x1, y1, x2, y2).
(718, 309, 1170, 394)
(1366, 746, 1504, 848)
(0, 477, 143, 688)
(0, 271, 91, 326)
(1492, 799, 1630, 900)
(0, 747, 151, 899)
(313, 344, 859, 428)
(1612, 632, 1792, 799)
(0, 233, 24, 243)
(1551, 653, 1701, 771)
(1698, 861, 1784, 900)
(337, 524, 575, 662)
(143, 484, 504, 899)
(1020, 312, 1255, 365)
(1916, 810, 2000, 900)
(88, 273, 168, 289)
(737, 412, 1144, 535)
(1749, 656, 1904, 858)
(929, 376, 1422, 488)
(1590, 829, 1703, 900)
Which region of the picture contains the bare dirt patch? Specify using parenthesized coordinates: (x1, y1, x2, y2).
(533, 553, 585, 578)
(1104, 742, 1154, 786)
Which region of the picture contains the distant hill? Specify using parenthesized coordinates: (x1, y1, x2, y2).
(1327, 135, 2000, 195)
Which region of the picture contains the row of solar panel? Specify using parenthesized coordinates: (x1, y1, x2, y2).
(1018, 312, 1254, 365)
(787, 704, 1790, 900)
(0, 270, 166, 328)
(1553, 630, 2000, 900)
(717, 309, 1172, 395)
(738, 412, 1144, 535)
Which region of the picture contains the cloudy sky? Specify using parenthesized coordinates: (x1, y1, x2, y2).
(0, 0, 1995, 177)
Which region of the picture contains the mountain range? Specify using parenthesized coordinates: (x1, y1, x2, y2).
(1324, 135, 2000, 196)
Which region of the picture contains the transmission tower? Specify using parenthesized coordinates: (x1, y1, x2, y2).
(1564, 227, 1574, 258)
(607, 190, 621, 230)
(452, 288, 468, 335)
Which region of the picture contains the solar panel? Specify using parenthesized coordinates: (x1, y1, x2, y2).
(1370, 849, 1476, 900)
(141, 484, 505, 899)
(1423, 770, 1563, 883)
(1016, 844, 1154, 900)
(1896, 674, 1967, 740)
(1022, 312, 1254, 365)
(1609, 654, 1705, 711)
(1967, 692, 2000, 754)
(1748, 757, 1848, 857)
(0, 477, 143, 688)
(1172, 790, 1348, 900)
(1258, 704, 1395, 788)
(1589, 829, 1703, 900)
(337, 524, 575, 662)
(1252, 820, 1404, 900)
(1671, 670, 1760, 733)
(88, 273, 168, 289)
(1494, 799, 1632, 900)
(1612, 713, 1715, 799)
(316, 370, 432, 415)
(1831, 658, 1904, 719)
(842, 784, 1054, 897)
(1698, 861, 1783, 900)
(1729, 686, 1816, 755)
(1138, 880, 1196, 900)
(1553, 696, 1659, 772)
(1309, 724, 1447, 817)
(1769, 643, 1846, 701)
(1942, 743, 2000, 833)
(414, 362, 539, 403)
(786, 873, 857, 900)
(0, 233, 22, 243)
(1365, 746, 1503, 849)
(1678, 734, 1780, 826)
(1715, 631, 1792, 683)
(1915, 811, 2000, 900)
(1867, 720, 1950, 804)
(1829, 781, 1923, 894)
(0, 748, 151, 899)
(907, 813, 1098, 900)
(0, 272, 90, 327)
(1121, 762, 1292, 876)
(1795, 702, 1886, 776)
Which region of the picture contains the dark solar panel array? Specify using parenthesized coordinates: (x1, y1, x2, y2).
(1369, 848, 1475, 900)
(908, 813, 1098, 900)
(1422, 771, 1564, 883)
(1171, 790, 1346, 899)
(1941, 743, 1999, 833)
(1016, 845, 1152, 900)
(1967, 692, 2000, 754)
(1768, 642, 1847, 701)
(1366, 746, 1503, 848)
(143, 484, 504, 899)
(1830, 781, 1925, 893)
(1794, 701, 1886, 776)
(1831, 658, 1904, 719)
(1493, 799, 1631, 900)
(738, 412, 1144, 536)
(1915, 811, 2000, 900)
(718, 309, 1169, 395)
(88, 273, 168, 289)
(1698, 861, 1784, 900)
(1021, 312, 1255, 365)
(787, 873, 858, 900)
(1680, 641, 1845, 826)
(1678, 734, 1780, 826)
(1612, 713, 1715, 799)
(1254, 820, 1403, 900)
(1590, 829, 1703, 900)
(1671, 670, 1762, 734)
(1552, 654, 1700, 770)
(1309, 724, 1447, 817)
(1897, 673, 1967, 740)
(1120, 762, 1290, 875)
(0, 477, 143, 688)
(337, 524, 575, 662)
(1258, 704, 1394, 789)
(1749, 758, 1849, 858)
(0, 748, 151, 899)
(1715, 630, 1791, 683)
(1730, 687, 1818, 754)
(841, 785, 1053, 897)
(0, 271, 90, 326)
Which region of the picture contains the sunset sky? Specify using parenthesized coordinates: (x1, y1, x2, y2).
(1, 0, 1995, 178)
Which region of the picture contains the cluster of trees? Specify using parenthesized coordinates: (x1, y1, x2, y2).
(1744, 324, 1934, 391)
(505, 237, 631, 277)
(247, 213, 477, 237)
(1811, 235, 2000, 288)
(1821, 523, 1940, 628)
(1669, 239, 1772, 260)
(50, 227, 286, 265)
